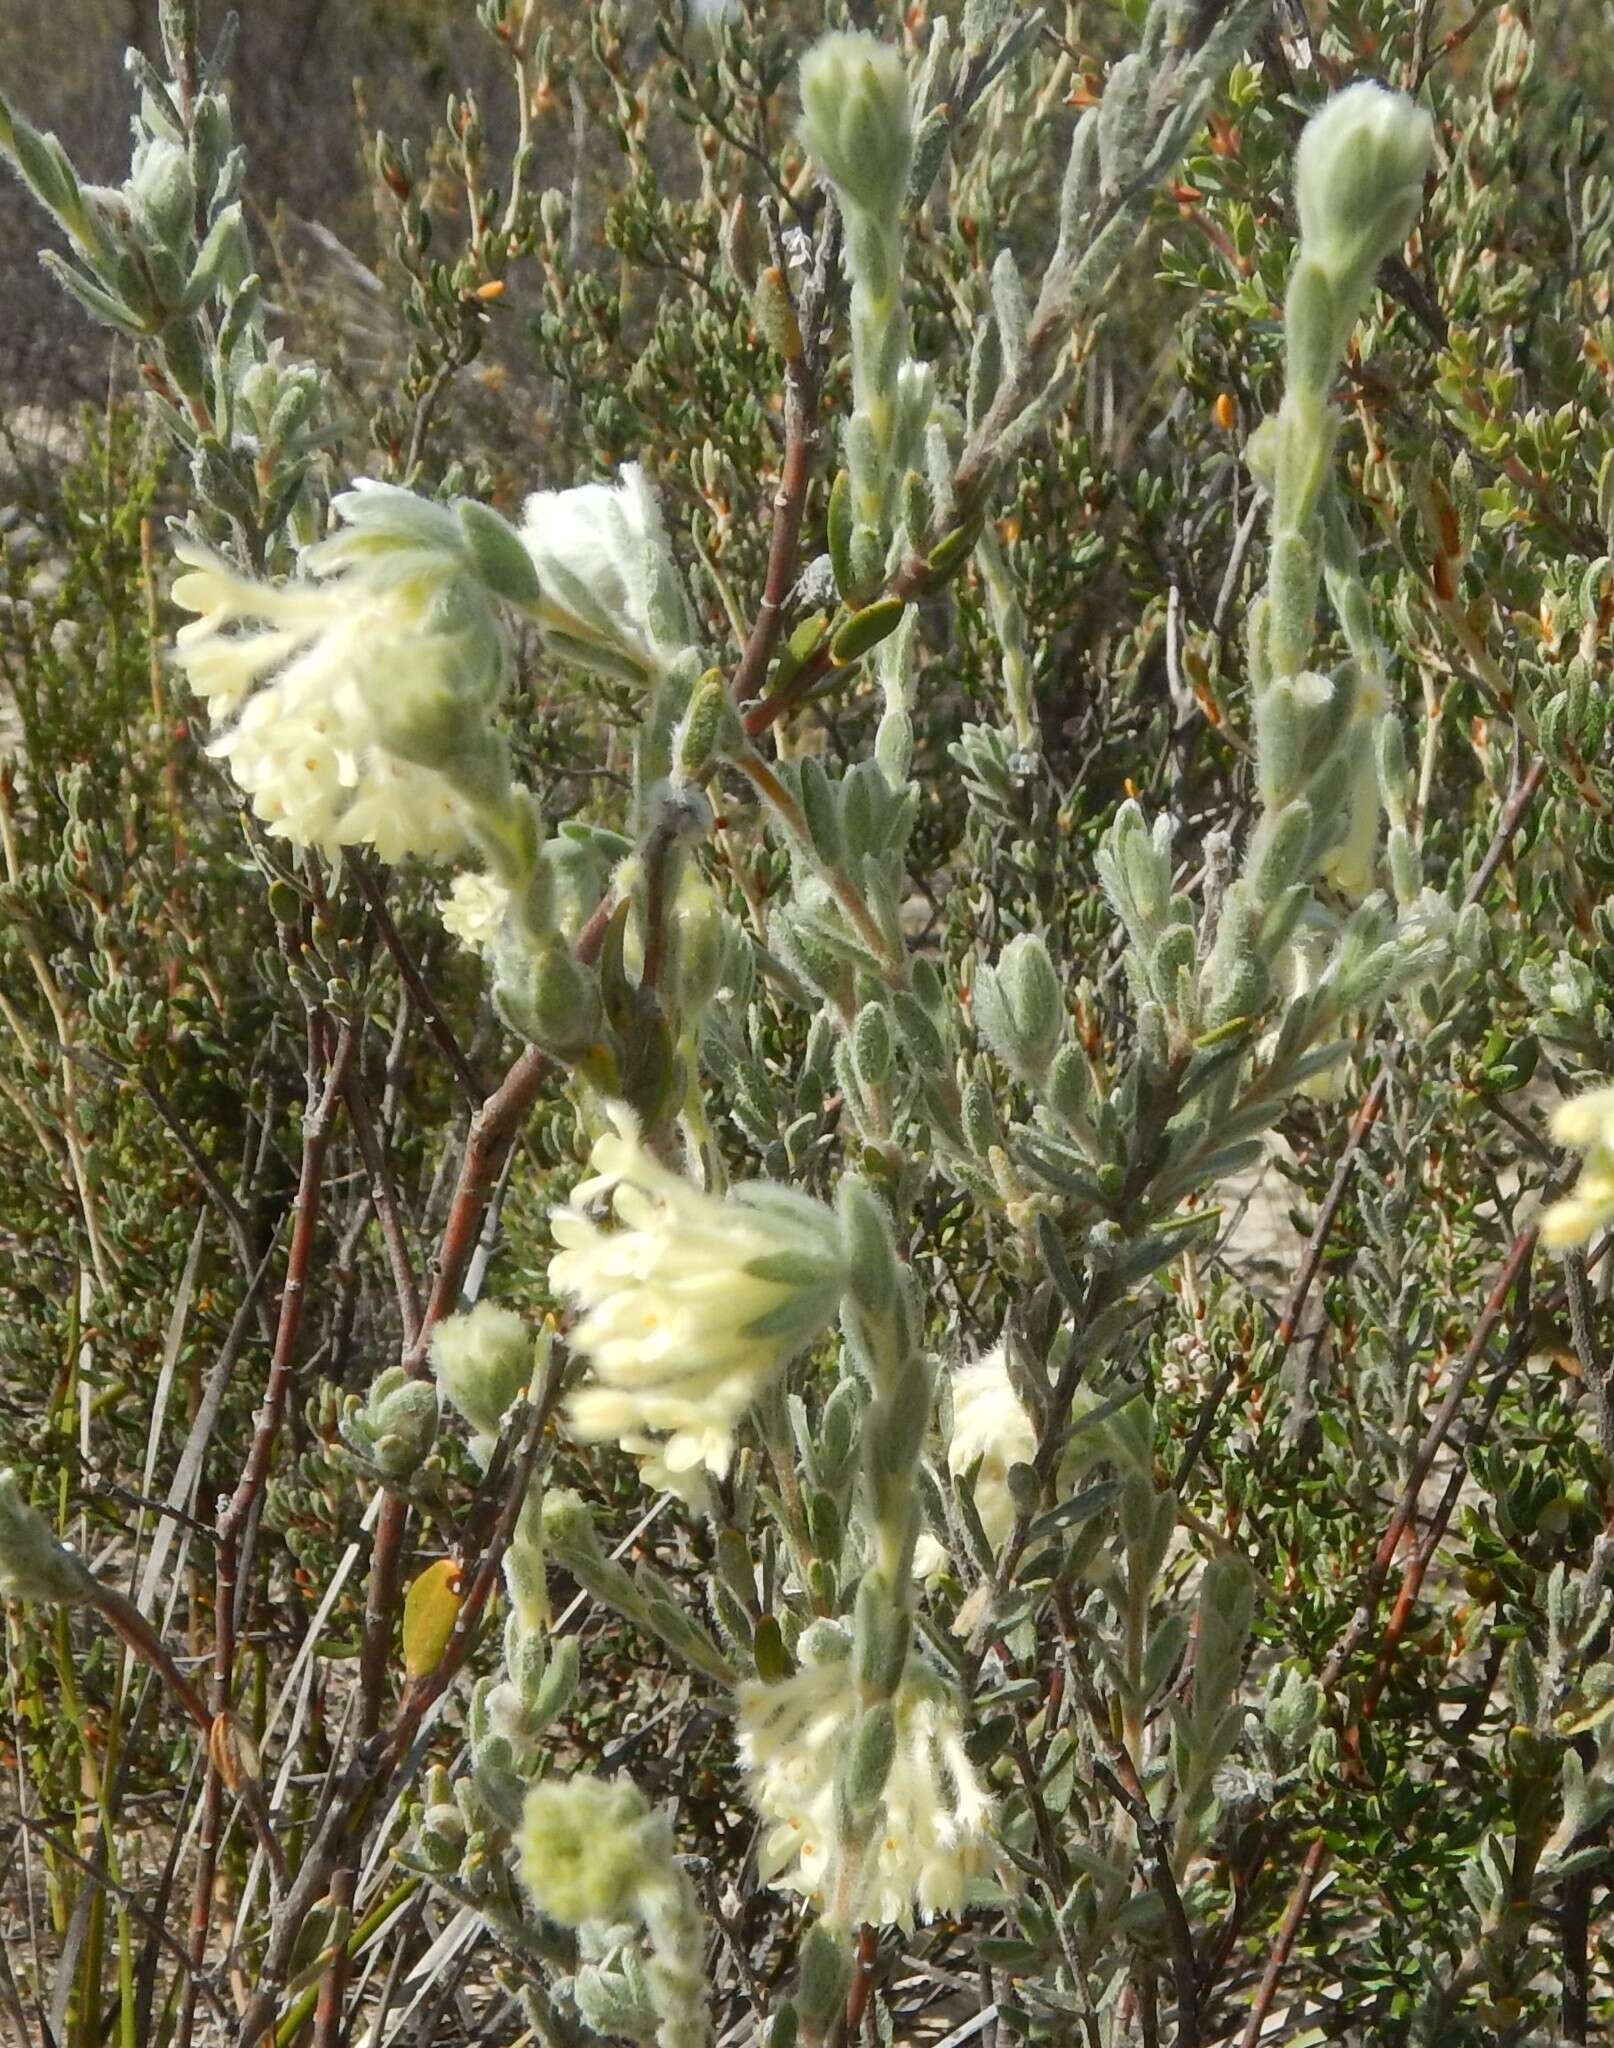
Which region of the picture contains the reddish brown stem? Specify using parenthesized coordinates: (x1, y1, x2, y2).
(829, 1926, 880, 2048)
(1319, 1225, 1537, 1693)
(178, 1016, 354, 2048)
(353, 861, 482, 1104)
(730, 205, 833, 711)
(355, 1042, 550, 1738)
(1238, 1836, 1327, 2048)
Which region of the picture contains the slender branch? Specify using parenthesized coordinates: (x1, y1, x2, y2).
(234, 1361, 564, 2048)
(1094, 1759, 1201, 2048)
(1238, 1230, 1537, 2046)
(355, 1041, 551, 1740)
(343, 1056, 424, 1346)
(308, 1865, 355, 2048)
(730, 201, 839, 709)
(178, 1015, 353, 2048)
(1237, 1835, 1327, 2048)
(1318, 1225, 1537, 1694)
(353, 861, 483, 1104)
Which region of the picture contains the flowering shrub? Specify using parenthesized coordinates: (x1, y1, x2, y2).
(5, 2, 1614, 2044)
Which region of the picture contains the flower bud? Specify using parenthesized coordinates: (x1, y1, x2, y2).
(517, 1775, 659, 1925)
(492, 938, 604, 1060)
(521, 465, 693, 683)
(798, 35, 913, 221)
(128, 137, 195, 254)
(430, 1301, 532, 1439)
(1295, 82, 1434, 297)
(456, 498, 542, 608)
(797, 1924, 854, 2019)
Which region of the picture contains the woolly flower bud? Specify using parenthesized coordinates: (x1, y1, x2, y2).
(797, 34, 913, 219)
(1542, 1087, 1614, 1251)
(1295, 82, 1434, 292)
(0, 1469, 93, 1606)
(440, 871, 513, 954)
(169, 482, 507, 862)
(739, 1650, 993, 1929)
(521, 465, 693, 684)
(946, 1347, 1035, 1553)
(430, 1301, 532, 1441)
(518, 1775, 664, 1926)
(549, 1105, 846, 1485)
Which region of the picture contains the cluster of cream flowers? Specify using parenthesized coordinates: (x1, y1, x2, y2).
(1542, 1088, 1614, 1251)
(738, 1636, 993, 1929)
(944, 1346, 1037, 1550)
(911, 1346, 1035, 1581)
(171, 484, 495, 860)
(171, 464, 696, 869)
(547, 1106, 846, 1493)
(440, 871, 513, 954)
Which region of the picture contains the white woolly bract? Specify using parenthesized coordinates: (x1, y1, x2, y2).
(520, 465, 684, 681)
(737, 1657, 993, 1929)
(548, 1104, 844, 1483)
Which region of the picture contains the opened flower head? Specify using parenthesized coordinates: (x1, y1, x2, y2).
(1542, 1086, 1614, 1251)
(548, 1105, 846, 1486)
(738, 1634, 993, 1929)
(170, 483, 503, 862)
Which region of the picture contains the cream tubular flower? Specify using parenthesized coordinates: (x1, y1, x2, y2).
(946, 1346, 1036, 1553)
(170, 483, 503, 862)
(1542, 1086, 1614, 1251)
(440, 871, 513, 954)
(738, 1639, 993, 1929)
(548, 1106, 846, 1485)
(521, 465, 694, 684)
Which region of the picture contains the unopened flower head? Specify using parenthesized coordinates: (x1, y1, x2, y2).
(739, 1637, 993, 1929)
(548, 1105, 846, 1486)
(430, 1300, 532, 1441)
(521, 465, 693, 684)
(1542, 1086, 1614, 1251)
(170, 482, 505, 861)
(518, 1774, 664, 1926)
(1258, 930, 1348, 1104)
(798, 34, 913, 221)
(1295, 82, 1434, 293)
(440, 871, 512, 954)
